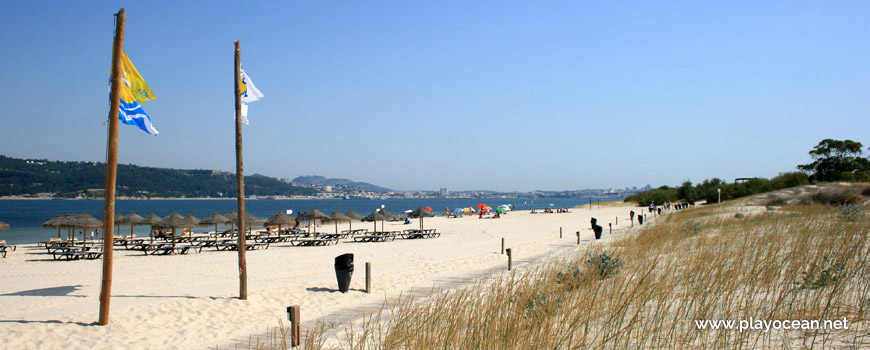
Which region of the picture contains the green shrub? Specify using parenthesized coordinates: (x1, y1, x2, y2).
(586, 251, 623, 279)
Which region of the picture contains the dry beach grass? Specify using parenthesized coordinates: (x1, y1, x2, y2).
(276, 198, 869, 349)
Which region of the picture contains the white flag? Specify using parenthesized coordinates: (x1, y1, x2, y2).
(239, 68, 264, 124)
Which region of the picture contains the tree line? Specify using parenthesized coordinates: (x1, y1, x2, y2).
(626, 139, 870, 205)
(0, 155, 316, 198)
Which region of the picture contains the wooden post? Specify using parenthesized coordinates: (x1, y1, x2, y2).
(98, 8, 125, 326)
(501, 237, 505, 254)
(506, 248, 512, 270)
(365, 262, 371, 293)
(559, 227, 562, 239)
(576, 231, 580, 245)
(234, 40, 248, 300)
(616, 216, 618, 225)
(288, 305, 301, 347)
(609, 223, 612, 235)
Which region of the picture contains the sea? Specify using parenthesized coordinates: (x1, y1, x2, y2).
(0, 197, 622, 244)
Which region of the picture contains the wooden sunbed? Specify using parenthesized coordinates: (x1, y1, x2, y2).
(216, 241, 269, 251)
(51, 246, 103, 260)
(353, 231, 397, 243)
(0, 240, 14, 258)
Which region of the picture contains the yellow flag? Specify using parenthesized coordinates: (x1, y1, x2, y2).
(120, 51, 156, 103)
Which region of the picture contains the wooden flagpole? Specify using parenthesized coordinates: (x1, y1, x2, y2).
(99, 8, 125, 326)
(234, 40, 248, 300)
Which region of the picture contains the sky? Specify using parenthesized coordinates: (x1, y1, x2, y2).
(1, 1, 868, 192)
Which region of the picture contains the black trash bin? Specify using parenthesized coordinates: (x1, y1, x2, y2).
(334, 253, 354, 293)
(638, 215, 644, 225)
(593, 224, 603, 240)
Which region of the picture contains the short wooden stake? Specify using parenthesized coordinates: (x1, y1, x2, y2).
(559, 227, 562, 239)
(506, 248, 512, 270)
(616, 216, 618, 225)
(365, 262, 371, 294)
(501, 237, 505, 254)
(576, 231, 580, 245)
(287, 305, 301, 347)
(609, 223, 612, 234)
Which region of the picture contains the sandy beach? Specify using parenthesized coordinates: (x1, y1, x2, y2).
(0, 204, 645, 349)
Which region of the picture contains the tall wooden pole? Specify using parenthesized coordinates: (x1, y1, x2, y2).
(99, 8, 125, 326)
(234, 40, 248, 300)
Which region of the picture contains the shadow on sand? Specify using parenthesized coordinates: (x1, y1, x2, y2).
(305, 287, 365, 293)
(0, 285, 86, 297)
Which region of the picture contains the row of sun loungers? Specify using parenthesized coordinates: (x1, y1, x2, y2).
(33, 228, 440, 260)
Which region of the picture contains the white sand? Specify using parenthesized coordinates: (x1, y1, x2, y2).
(0, 203, 651, 349)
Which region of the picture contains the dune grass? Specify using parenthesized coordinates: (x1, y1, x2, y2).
(248, 203, 869, 349)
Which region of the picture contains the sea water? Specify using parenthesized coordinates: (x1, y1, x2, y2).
(0, 197, 621, 244)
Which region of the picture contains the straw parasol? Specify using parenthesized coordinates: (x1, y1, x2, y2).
(43, 214, 68, 238)
(0, 221, 9, 231)
(344, 210, 364, 230)
(66, 213, 103, 244)
(265, 212, 296, 233)
(362, 210, 387, 232)
(157, 212, 196, 249)
(138, 213, 163, 242)
(117, 212, 145, 237)
(200, 212, 231, 235)
(409, 207, 436, 230)
(298, 209, 330, 234)
(225, 211, 238, 232)
(241, 213, 266, 235)
(327, 211, 351, 235)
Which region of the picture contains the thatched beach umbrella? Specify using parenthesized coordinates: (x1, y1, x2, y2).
(241, 213, 265, 235)
(43, 214, 68, 238)
(66, 213, 103, 245)
(117, 212, 145, 237)
(298, 209, 330, 234)
(182, 214, 201, 237)
(157, 212, 195, 250)
(265, 212, 296, 233)
(409, 207, 436, 230)
(225, 211, 239, 232)
(344, 210, 365, 231)
(327, 211, 351, 235)
(138, 213, 163, 242)
(362, 210, 387, 232)
(0, 221, 9, 231)
(200, 212, 231, 234)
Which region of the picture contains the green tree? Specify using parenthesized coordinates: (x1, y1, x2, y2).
(678, 180, 695, 201)
(797, 139, 870, 182)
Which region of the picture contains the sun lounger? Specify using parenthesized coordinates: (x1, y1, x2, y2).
(38, 237, 63, 248)
(0, 240, 14, 257)
(51, 246, 103, 260)
(217, 241, 270, 250)
(353, 231, 397, 242)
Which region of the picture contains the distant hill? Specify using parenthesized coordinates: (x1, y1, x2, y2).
(0, 155, 317, 198)
(291, 175, 391, 193)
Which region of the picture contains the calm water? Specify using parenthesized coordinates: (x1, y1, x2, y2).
(0, 198, 621, 244)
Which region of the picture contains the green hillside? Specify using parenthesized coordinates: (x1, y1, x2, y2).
(0, 155, 316, 198)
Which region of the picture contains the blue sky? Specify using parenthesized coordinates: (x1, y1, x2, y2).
(1, 1, 868, 191)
